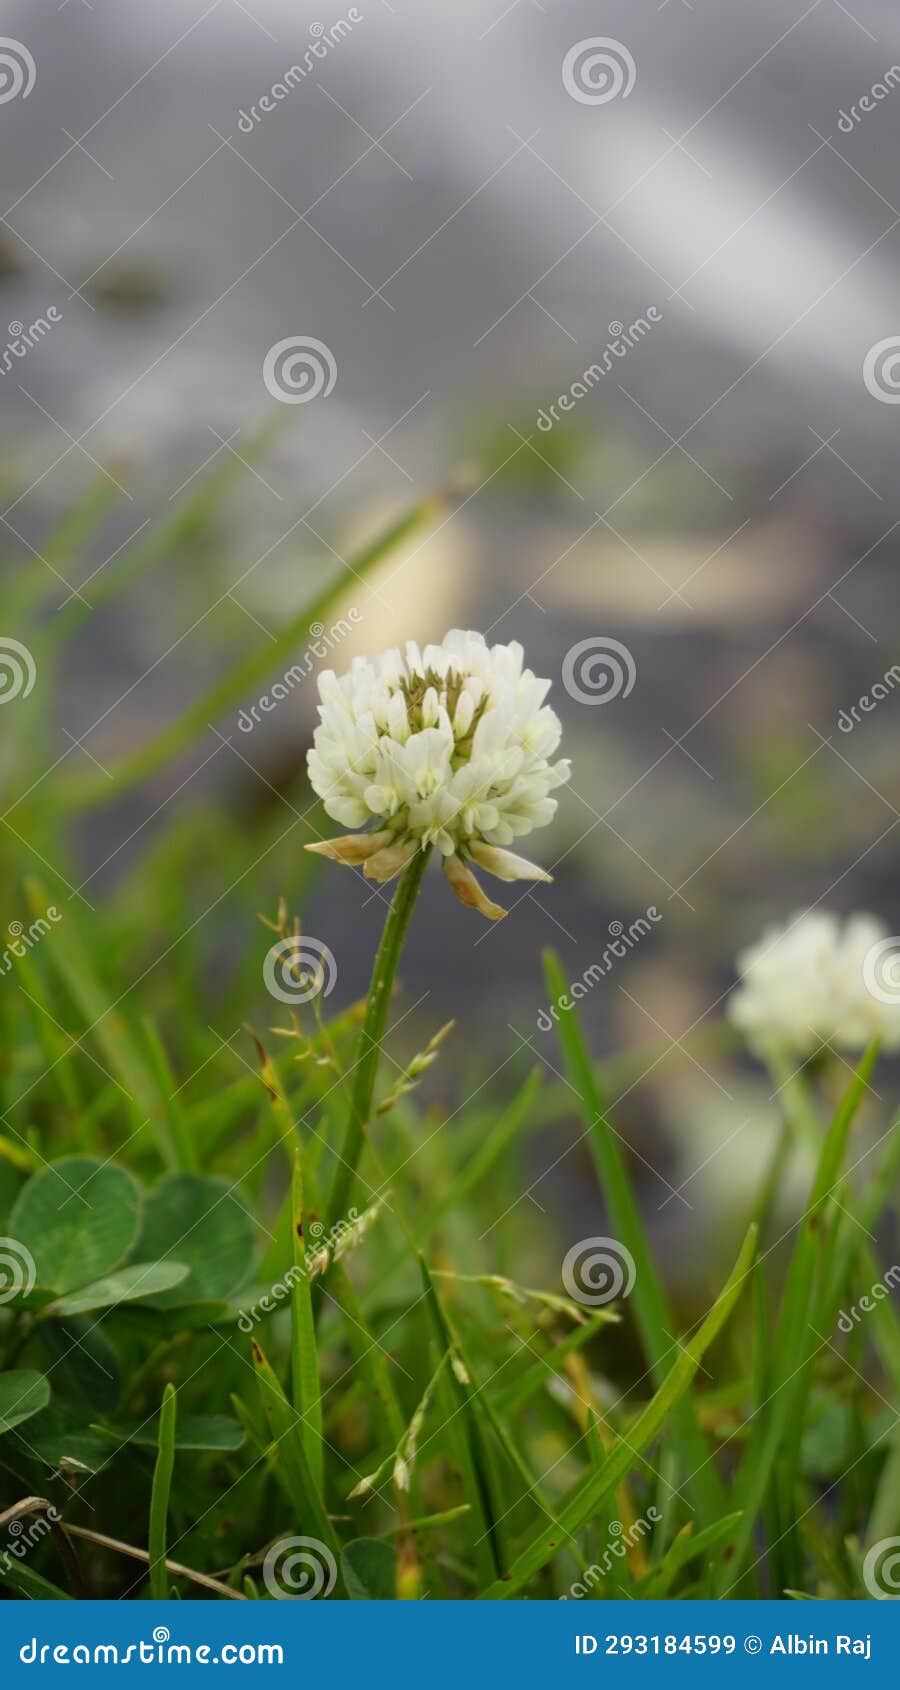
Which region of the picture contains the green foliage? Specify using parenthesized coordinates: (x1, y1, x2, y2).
(341, 1538, 397, 1600)
(131, 1175, 255, 1307)
(0, 453, 896, 1601)
(10, 1158, 142, 1294)
(0, 1370, 50, 1433)
(149, 1383, 177, 1599)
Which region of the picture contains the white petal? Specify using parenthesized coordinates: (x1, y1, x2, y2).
(469, 842, 552, 883)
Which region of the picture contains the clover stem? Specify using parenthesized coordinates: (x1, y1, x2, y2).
(327, 845, 431, 1227)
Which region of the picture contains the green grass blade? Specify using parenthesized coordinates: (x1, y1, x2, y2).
(24, 878, 178, 1163)
(250, 1335, 341, 1577)
(428, 1068, 543, 1226)
(718, 1043, 878, 1593)
(6, 473, 122, 625)
(323, 1258, 405, 1449)
(0, 1558, 72, 1599)
(148, 1383, 177, 1599)
(638, 1511, 744, 1598)
(542, 948, 723, 1516)
(66, 480, 461, 804)
(142, 1017, 197, 1173)
(481, 1224, 757, 1598)
(493, 1311, 617, 1417)
(290, 1148, 323, 1490)
(419, 1255, 506, 1584)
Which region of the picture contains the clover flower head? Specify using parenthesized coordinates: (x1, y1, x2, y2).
(305, 629, 570, 918)
(728, 909, 900, 1061)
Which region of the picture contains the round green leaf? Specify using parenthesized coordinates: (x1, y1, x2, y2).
(49, 1262, 190, 1318)
(111, 1413, 246, 1452)
(23, 1401, 111, 1475)
(9, 1157, 141, 1294)
(340, 1538, 397, 1600)
(0, 1369, 50, 1434)
(131, 1174, 255, 1307)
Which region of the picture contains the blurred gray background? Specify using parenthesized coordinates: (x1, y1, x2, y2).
(3, 0, 900, 1248)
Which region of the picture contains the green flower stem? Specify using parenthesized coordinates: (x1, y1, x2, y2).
(327, 846, 431, 1227)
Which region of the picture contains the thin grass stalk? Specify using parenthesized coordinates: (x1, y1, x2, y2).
(148, 1383, 177, 1600)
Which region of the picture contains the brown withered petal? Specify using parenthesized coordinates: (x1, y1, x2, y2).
(443, 854, 507, 921)
(305, 831, 394, 865)
(363, 839, 420, 883)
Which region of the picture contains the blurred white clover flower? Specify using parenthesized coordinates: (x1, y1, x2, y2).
(305, 629, 570, 919)
(728, 910, 900, 1061)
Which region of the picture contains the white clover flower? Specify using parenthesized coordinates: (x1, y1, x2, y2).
(305, 630, 570, 918)
(728, 909, 900, 1061)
